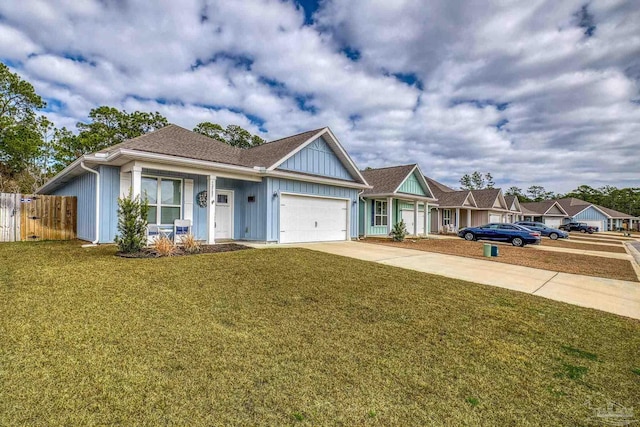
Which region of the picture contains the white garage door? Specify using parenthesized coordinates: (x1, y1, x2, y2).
(489, 214, 502, 223)
(400, 210, 425, 235)
(544, 218, 562, 228)
(279, 194, 348, 243)
(582, 220, 603, 232)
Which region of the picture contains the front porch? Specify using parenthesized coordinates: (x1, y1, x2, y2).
(360, 197, 431, 238)
(119, 161, 265, 245)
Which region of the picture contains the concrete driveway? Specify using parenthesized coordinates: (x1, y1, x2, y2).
(291, 241, 640, 320)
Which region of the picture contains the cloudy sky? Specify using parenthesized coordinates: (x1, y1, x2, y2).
(1, 0, 639, 192)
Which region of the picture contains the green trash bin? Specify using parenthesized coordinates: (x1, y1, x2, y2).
(491, 245, 499, 257)
(483, 243, 491, 257)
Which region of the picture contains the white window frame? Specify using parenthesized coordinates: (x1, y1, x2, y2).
(142, 175, 183, 226)
(374, 200, 388, 226)
(443, 209, 452, 225)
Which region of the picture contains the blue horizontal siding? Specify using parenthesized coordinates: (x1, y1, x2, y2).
(277, 136, 354, 181)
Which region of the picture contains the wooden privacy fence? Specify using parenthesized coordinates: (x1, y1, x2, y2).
(0, 193, 77, 242)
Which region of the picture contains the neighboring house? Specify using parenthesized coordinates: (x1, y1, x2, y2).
(38, 125, 369, 244)
(521, 197, 639, 231)
(425, 177, 512, 232)
(504, 195, 523, 223)
(520, 200, 569, 228)
(359, 164, 437, 237)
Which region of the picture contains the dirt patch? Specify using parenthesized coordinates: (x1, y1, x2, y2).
(542, 239, 627, 253)
(364, 238, 638, 282)
(117, 243, 252, 258)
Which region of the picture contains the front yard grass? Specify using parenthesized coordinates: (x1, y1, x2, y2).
(1, 241, 639, 425)
(366, 238, 638, 282)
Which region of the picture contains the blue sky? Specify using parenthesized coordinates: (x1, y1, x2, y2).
(0, 0, 639, 192)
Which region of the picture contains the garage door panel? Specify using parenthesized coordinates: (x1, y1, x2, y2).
(583, 220, 602, 231)
(544, 218, 562, 228)
(280, 194, 348, 243)
(489, 214, 501, 223)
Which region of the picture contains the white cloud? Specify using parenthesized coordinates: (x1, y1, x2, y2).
(0, 0, 639, 192)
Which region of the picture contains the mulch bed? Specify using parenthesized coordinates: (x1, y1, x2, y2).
(117, 243, 252, 258)
(363, 237, 639, 282)
(542, 239, 627, 253)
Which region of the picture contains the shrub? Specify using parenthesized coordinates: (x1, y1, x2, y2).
(180, 233, 201, 254)
(153, 235, 178, 257)
(390, 220, 408, 241)
(114, 189, 149, 253)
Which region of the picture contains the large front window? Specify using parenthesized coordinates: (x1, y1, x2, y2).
(443, 209, 451, 225)
(374, 200, 388, 226)
(142, 176, 182, 225)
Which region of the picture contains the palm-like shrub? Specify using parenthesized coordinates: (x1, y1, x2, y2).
(114, 189, 149, 253)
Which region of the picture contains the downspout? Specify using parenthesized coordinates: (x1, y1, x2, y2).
(358, 190, 365, 240)
(80, 162, 100, 245)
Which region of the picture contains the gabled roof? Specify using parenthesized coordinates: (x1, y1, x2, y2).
(424, 177, 472, 207)
(554, 197, 591, 216)
(596, 205, 639, 219)
(521, 200, 569, 216)
(39, 124, 369, 193)
(361, 164, 435, 199)
(470, 188, 505, 210)
(504, 195, 522, 213)
(99, 124, 244, 165)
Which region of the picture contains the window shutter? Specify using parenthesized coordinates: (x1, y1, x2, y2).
(184, 179, 194, 222)
(371, 200, 375, 226)
(119, 170, 131, 198)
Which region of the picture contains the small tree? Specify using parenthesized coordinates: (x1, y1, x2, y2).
(390, 220, 409, 242)
(114, 189, 149, 253)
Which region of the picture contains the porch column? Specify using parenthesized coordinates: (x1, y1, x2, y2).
(455, 207, 460, 230)
(207, 175, 217, 244)
(387, 196, 393, 235)
(413, 201, 418, 236)
(131, 165, 142, 198)
(424, 203, 429, 236)
(467, 209, 471, 228)
(437, 208, 442, 233)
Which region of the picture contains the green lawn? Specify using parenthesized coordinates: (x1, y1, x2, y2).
(1, 241, 638, 426)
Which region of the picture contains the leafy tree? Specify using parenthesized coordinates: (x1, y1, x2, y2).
(52, 106, 168, 171)
(0, 62, 46, 174)
(505, 186, 531, 202)
(526, 185, 556, 202)
(460, 171, 494, 190)
(193, 122, 265, 148)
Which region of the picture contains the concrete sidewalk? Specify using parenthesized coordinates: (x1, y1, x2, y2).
(279, 241, 640, 320)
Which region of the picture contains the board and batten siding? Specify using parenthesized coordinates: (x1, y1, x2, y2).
(397, 172, 427, 196)
(99, 166, 121, 243)
(266, 177, 359, 242)
(277, 137, 355, 181)
(51, 172, 96, 242)
(569, 206, 608, 231)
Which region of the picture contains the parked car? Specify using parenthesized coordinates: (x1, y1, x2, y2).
(514, 221, 569, 240)
(458, 223, 541, 247)
(558, 222, 598, 234)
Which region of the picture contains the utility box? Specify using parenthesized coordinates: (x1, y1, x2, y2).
(483, 243, 491, 257)
(491, 245, 499, 257)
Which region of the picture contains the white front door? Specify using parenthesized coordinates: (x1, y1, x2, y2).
(279, 194, 348, 243)
(401, 210, 416, 235)
(417, 211, 425, 235)
(215, 190, 233, 239)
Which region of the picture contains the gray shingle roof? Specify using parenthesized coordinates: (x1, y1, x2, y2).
(361, 165, 417, 196)
(470, 188, 502, 209)
(504, 195, 521, 212)
(99, 124, 364, 183)
(521, 200, 568, 216)
(425, 177, 473, 207)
